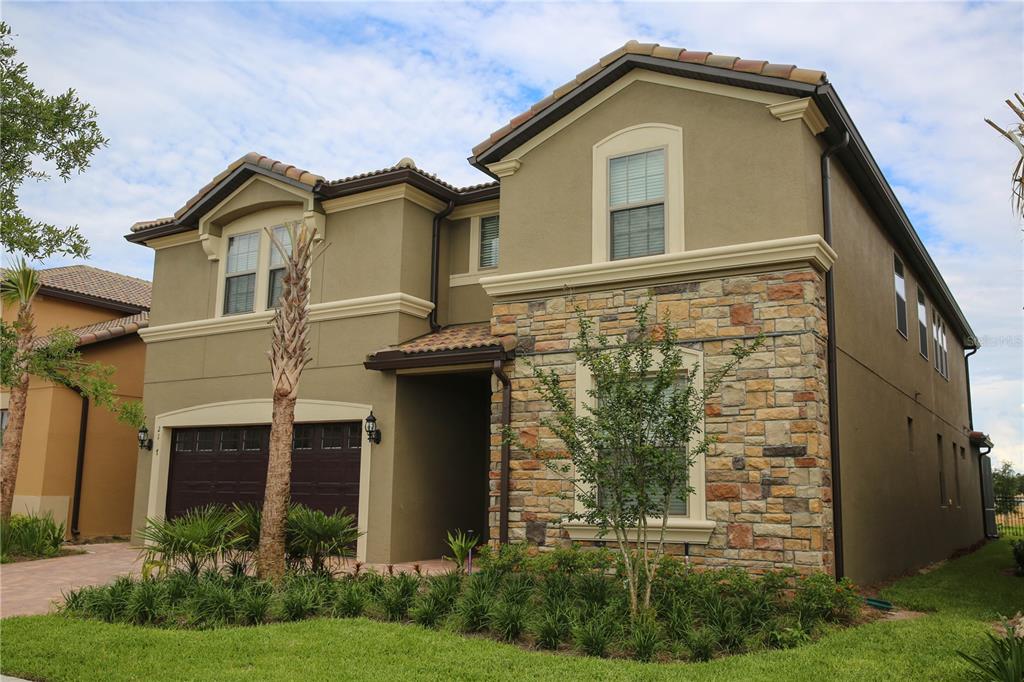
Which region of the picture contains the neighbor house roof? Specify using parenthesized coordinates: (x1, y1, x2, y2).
(364, 323, 516, 370)
(471, 40, 826, 158)
(34, 311, 149, 349)
(35, 265, 151, 312)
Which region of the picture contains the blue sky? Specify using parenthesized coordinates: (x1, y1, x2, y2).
(5, 1, 1023, 467)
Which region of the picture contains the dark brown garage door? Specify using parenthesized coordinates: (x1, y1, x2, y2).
(166, 422, 361, 520)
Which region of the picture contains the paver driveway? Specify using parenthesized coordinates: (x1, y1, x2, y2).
(1, 543, 141, 618)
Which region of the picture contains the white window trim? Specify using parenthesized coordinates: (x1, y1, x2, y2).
(450, 212, 500, 287)
(592, 123, 684, 264)
(563, 346, 713, 545)
(893, 254, 908, 340)
(917, 287, 929, 360)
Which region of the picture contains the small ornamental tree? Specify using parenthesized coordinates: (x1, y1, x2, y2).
(0, 260, 144, 523)
(512, 301, 761, 618)
(256, 219, 327, 584)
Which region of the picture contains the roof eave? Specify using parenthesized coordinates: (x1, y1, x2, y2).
(38, 285, 148, 314)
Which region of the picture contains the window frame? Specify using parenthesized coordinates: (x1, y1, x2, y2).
(266, 224, 291, 310)
(565, 346, 713, 544)
(477, 214, 500, 270)
(608, 148, 667, 261)
(223, 230, 261, 315)
(893, 254, 908, 339)
(932, 314, 949, 379)
(592, 124, 684, 264)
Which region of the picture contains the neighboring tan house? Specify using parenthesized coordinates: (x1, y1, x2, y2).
(1, 266, 149, 539)
(125, 41, 995, 583)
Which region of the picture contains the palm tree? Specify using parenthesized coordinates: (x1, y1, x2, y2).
(256, 219, 325, 583)
(0, 260, 40, 523)
(985, 94, 1024, 219)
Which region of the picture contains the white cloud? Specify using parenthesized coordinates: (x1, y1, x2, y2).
(5, 1, 1022, 466)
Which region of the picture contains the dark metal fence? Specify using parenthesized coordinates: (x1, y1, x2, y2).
(996, 496, 1024, 536)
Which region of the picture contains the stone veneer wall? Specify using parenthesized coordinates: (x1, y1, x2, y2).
(487, 267, 835, 574)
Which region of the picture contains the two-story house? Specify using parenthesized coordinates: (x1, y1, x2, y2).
(126, 41, 994, 583)
(2, 265, 149, 539)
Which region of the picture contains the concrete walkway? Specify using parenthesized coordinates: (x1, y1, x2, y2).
(1, 542, 141, 618)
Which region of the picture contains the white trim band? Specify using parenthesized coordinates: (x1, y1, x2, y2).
(140, 292, 435, 343)
(479, 235, 836, 298)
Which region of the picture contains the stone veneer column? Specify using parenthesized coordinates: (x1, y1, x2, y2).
(488, 268, 834, 575)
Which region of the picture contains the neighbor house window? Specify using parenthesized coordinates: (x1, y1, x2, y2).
(917, 288, 929, 358)
(894, 255, 908, 338)
(479, 215, 499, 269)
(267, 225, 292, 309)
(224, 231, 259, 314)
(952, 441, 961, 507)
(907, 416, 914, 456)
(933, 315, 949, 378)
(609, 148, 666, 260)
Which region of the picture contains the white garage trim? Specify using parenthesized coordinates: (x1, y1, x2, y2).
(146, 398, 373, 562)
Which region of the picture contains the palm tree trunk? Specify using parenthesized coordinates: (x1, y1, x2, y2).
(0, 301, 35, 524)
(256, 392, 295, 581)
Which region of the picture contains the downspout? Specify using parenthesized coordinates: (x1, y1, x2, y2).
(964, 347, 978, 430)
(428, 200, 456, 332)
(70, 390, 90, 540)
(820, 131, 850, 578)
(491, 359, 512, 545)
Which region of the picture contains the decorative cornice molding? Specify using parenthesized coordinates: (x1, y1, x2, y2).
(322, 183, 447, 214)
(139, 292, 434, 343)
(564, 519, 716, 545)
(479, 235, 837, 299)
(486, 159, 521, 178)
(767, 98, 829, 135)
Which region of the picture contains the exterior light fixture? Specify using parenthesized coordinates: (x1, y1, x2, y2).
(365, 411, 381, 445)
(137, 424, 153, 450)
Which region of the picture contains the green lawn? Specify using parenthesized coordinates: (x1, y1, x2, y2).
(2, 540, 1020, 682)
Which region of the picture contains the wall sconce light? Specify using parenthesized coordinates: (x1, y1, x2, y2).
(365, 411, 381, 445)
(137, 424, 153, 450)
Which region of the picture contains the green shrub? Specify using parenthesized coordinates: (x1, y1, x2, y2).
(574, 572, 611, 610)
(410, 593, 447, 628)
(140, 505, 242, 576)
(454, 584, 493, 632)
(684, 626, 717, 662)
(126, 579, 168, 625)
(500, 572, 535, 604)
(425, 572, 462, 611)
(958, 619, 1024, 682)
(534, 603, 572, 650)
(793, 573, 860, 625)
(1011, 540, 1024, 577)
(539, 570, 573, 608)
(1, 512, 64, 561)
(237, 582, 274, 625)
(662, 595, 693, 642)
(475, 543, 528, 577)
(444, 529, 479, 572)
(286, 506, 359, 573)
(573, 610, 618, 658)
(628, 610, 662, 662)
(764, 618, 812, 649)
(188, 579, 238, 626)
(488, 599, 529, 642)
(332, 581, 367, 618)
(701, 591, 746, 653)
(376, 574, 419, 622)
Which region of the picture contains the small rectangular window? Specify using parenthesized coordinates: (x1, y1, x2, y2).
(907, 417, 914, 455)
(894, 255, 908, 338)
(917, 288, 928, 358)
(220, 429, 240, 452)
(609, 149, 666, 260)
(479, 215, 499, 269)
(933, 315, 949, 378)
(267, 225, 291, 309)
(224, 232, 259, 314)
(293, 424, 314, 450)
(952, 441, 961, 507)
(937, 434, 947, 507)
(243, 428, 265, 452)
(322, 424, 345, 449)
(196, 431, 216, 452)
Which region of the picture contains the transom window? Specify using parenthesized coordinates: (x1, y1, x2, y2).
(917, 288, 929, 359)
(893, 255, 908, 338)
(267, 225, 292, 309)
(479, 215, 500, 269)
(609, 148, 666, 260)
(224, 232, 259, 314)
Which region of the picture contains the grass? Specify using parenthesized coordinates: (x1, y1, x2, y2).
(1, 540, 1019, 682)
(1, 547, 87, 564)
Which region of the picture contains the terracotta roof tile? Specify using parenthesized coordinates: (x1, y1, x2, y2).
(35, 265, 151, 309)
(34, 311, 149, 348)
(392, 323, 515, 355)
(321, 158, 499, 194)
(472, 40, 827, 159)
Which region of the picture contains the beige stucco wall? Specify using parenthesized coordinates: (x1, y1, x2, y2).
(829, 161, 980, 583)
(494, 79, 818, 276)
(3, 295, 120, 336)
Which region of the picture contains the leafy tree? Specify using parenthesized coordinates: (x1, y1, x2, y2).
(985, 94, 1024, 220)
(0, 22, 108, 260)
(0, 260, 143, 523)
(994, 461, 1024, 515)
(512, 302, 761, 617)
(257, 219, 327, 584)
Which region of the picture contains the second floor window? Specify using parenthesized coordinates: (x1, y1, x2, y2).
(267, 225, 292, 309)
(933, 315, 949, 378)
(479, 215, 499, 269)
(893, 255, 907, 338)
(224, 231, 259, 314)
(609, 148, 665, 260)
(917, 288, 929, 358)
